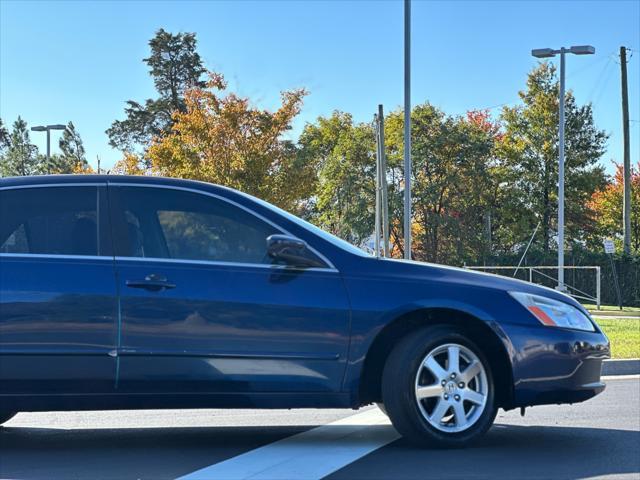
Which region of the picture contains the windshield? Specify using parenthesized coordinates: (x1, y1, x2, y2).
(235, 190, 371, 257)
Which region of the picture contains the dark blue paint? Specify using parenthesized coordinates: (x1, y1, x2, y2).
(116, 259, 350, 393)
(0, 175, 609, 413)
(0, 256, 117, 394)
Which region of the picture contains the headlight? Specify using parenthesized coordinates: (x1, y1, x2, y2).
(509, 291, 595, 332)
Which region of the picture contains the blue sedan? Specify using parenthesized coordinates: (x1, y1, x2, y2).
(0, 175, 610, 447)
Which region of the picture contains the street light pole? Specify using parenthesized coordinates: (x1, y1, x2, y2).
(46, 129, 51, 174)
(531, 45, 595, 292)
(558, 49, 566, 291)
(31, 124, 67, 174)
(403, 0, 412, 260)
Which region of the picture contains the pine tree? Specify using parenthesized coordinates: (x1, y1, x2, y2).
(0, 117, 40, 177)
(106, 29, 206, 153)
(54, 121, 88, 173)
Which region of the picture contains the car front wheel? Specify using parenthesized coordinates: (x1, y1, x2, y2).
(382, 325, 497, 448)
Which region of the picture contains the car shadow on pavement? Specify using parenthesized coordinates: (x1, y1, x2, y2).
(328, 423, 640, 480)
(0, 424, 309, 480)
(1, 423, 639, 480)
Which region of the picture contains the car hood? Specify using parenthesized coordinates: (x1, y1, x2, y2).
(373, 257, 584, 309)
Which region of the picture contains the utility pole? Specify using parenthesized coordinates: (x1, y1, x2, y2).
(379, 105, 390, 257)
(403, 0, 412, 260)
(97, 155, 101, 174)
(620, 46, 631, 255)
(375, 113, 381, 257)
(374, 105, 390, 258)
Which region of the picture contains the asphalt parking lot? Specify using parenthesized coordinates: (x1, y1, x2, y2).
(1, 377, 638, 480)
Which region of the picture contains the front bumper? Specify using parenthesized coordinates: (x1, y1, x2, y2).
(501, 322, 610, 408)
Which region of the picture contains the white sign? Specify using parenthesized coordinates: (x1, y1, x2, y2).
(603, 238, 615, 254)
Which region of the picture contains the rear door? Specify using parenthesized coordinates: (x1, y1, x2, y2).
(0, 184, 117, 394)
(110, 184, 351, 394)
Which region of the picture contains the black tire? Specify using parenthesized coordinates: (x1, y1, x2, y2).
(375, 402, 388, 416)
(382, 325, 497, 448)
(0, 411, 16, 425)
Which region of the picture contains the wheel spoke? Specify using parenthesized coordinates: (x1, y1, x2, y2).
(430, 398, 450, 424)
(424, 356, 447, 380)
(459, 360, 481, 383)
(452, 401, 466, 427)
(416, 383, 442, 400)
(415, 342, 488, 434)
(447, 346, 460, 373)
(464, 389, 485, 405)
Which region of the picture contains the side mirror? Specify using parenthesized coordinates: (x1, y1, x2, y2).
(266, 234, 325, 268)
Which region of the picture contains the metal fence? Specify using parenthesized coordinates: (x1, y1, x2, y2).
(464, 265, 601, 309)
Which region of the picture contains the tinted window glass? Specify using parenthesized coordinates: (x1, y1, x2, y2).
(0, 187, 98, 255)
(118, 187, 281, 264)
(236, 189, 370, 257)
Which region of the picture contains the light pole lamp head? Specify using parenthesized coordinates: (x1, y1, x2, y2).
(48, 124, 67, 130)
(532, 48, 556, 58)
(31, 126, 46, 132)
(569, 45, 595, 55)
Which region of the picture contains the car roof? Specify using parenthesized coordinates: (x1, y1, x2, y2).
(0, 174, 223, 191)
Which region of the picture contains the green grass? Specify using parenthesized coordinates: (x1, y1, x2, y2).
(582, 303, 640, 313)
(595, 318, 640, 359)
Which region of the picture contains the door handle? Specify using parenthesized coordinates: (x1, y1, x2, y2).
(126, 274, 176, 292)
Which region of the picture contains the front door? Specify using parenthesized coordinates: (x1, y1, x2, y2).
(110, 185, 351, 394)
(0, 185, 117, 394)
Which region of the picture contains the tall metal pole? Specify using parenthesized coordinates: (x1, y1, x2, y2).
(620, 46, 631, 255)
(374, 113, 381, 258)
(379, 104, 390, 257)
(46, 128, 51, 174)
(403, 0, 412, 260)
(557, 49, 566, 291)
(31, 124, 66, 175)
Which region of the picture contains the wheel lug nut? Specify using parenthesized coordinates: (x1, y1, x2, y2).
(458, 382, 465, 389)
(441, 380, 447, 386)
(454, 395, 461, 401)
(444, 394, 449, 400)
(450, 373, 456, 379)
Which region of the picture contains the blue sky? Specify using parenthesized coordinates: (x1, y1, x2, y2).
(1, 0, 638, 173)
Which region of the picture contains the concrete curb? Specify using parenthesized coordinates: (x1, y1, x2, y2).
(602, 359, 640, 376)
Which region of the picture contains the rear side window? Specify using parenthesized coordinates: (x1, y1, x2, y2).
(0, 187, 100, 256)
(116, 187, 281, 264)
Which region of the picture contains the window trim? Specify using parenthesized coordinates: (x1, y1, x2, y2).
(109, 182, 338, 272)
(0, 253, 111, 261)
(0, 183, 109, 259)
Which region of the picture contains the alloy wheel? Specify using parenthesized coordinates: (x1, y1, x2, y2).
(414, 343, 488, 433)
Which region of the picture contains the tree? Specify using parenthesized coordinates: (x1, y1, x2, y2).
(0, 118, 9, 151)
(298, 106, 504, 262)
(298, 112, 377, 246)
(384, 105, 501, 264)
(499, 63, 608, 253)
(0, 117, 39, 176)
(56, 122, 88, 172)
(112, 151, 146, 175)
(147, 72, 313, 212)
(588, 162, 640, 254)
(106, 29, 207, 152)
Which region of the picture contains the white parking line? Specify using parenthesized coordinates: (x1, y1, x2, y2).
(176, 408, 400, 480)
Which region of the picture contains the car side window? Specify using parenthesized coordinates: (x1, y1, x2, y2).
(0, 186, 99, 256)
(117, 187, 283, 264)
